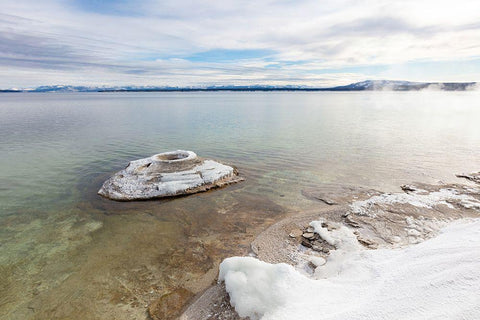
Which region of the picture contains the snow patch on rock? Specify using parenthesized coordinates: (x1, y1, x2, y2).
(98, 150, 242, 200)
(350, 188, 480, 217)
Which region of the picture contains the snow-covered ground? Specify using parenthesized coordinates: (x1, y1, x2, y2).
(219, 219, 480, 320)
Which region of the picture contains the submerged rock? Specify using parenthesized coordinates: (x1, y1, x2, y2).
(148, 288, 194, 320)
(98, 150, 243, 201)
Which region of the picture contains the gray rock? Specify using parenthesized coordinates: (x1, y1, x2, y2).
(401, 184, 417, 193)
(301, 239, 313, 248)
(289, 229, 303, 238)
(357, 237, 376, 247)
(302, 232, 315, 240)
(344, 215, 360, 228)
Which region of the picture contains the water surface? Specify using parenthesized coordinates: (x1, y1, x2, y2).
(1, 92, 480, 319)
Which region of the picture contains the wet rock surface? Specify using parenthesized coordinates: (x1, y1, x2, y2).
(148, 288, 194, 320)
(301, 185, 381, 206)
(98, 150, 244, 200)
(456, 172, 480, 184)
(346, 182, 480, 246)
(180, 285, 240, 320)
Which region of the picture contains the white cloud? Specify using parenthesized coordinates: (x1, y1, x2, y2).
(0, 0, 479, 87)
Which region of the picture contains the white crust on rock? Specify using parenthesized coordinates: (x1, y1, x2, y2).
(98, 150, 243, 200)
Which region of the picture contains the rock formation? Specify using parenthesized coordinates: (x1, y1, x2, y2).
(98, 150, 243, 200)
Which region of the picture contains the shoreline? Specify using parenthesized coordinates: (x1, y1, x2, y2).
(179, 173, 480, 319)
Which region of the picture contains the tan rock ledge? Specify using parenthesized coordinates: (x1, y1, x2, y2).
(98, 150, 243, 201)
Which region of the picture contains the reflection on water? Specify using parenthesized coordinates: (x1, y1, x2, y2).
(1, 92, 480, 319)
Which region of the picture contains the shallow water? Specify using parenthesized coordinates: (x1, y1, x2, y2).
(1, 91, 480, 319)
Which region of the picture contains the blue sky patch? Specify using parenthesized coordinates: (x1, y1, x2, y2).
(184, 49, 275, 63)
(72, 0, 136, 15)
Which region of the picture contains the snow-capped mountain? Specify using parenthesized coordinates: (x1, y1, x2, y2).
(1, 81, 477, 92)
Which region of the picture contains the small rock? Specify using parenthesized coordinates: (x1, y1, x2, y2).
(310, 256, 327, 267)
(302, 232, 315, 239)
(306, 226, 314, 233)
(307, 260, 317, 270)
(357, 237, 376, 247)
(318, 197, 338, 205)
(345, 215, 360, 228)
(401, 184, 417, 193)
(301, 239, 313, 248)
(289, 229, 303, 238)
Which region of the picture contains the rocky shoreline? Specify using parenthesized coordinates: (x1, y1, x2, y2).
(178, 171, 480, 320)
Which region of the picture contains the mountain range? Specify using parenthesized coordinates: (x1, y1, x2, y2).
(1, 80, 477, 92)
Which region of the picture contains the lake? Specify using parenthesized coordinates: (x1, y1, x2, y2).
(1, 91, 480, 319)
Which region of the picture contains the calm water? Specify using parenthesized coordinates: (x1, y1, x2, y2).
(1, 91, 480, 319)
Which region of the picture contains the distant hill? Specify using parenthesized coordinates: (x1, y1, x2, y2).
(1, 80, 477, 92)
(328, 80, 477, 91)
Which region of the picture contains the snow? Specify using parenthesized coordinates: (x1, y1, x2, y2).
(309, 220, 359, 250)
(219, 219, 480, 320)
(404, 216, 447, 244)
(152, 160, 234, 195)
(350, 188, 480, 217)
(196, 160, 235, 184)
(308, 220, 362, 278)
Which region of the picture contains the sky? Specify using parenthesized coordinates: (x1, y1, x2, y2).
(1, 0, 480, 88)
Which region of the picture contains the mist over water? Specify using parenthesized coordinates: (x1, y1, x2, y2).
(1, 91, 480, 319)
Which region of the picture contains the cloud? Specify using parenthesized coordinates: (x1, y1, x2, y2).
(0, 0, 479, 87)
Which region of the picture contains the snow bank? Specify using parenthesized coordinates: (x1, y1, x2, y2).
(219, 219, 480, 320)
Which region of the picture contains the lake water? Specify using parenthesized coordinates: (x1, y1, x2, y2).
(1, 91, 480, 319)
